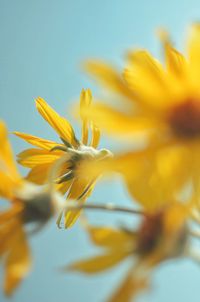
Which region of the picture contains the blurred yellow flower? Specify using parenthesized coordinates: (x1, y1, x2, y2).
(0, 121, 61, 295)
(68, 202, 190, 302)
(82, 24, 200, 204)
(14, 89, 112, 227)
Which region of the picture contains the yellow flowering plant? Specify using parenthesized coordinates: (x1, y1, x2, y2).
(0, 121, 64, 295)
(14, 89, 112, 228)
(81, 24, 200, 207)
(68, 201, 192, 302)
(1, 23, 200, 302)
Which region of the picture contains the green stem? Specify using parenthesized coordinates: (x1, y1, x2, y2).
(65, 202, 144, 215)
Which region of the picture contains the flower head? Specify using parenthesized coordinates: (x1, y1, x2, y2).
(82, 24, 200, 204)
(14, 89, 112, 227)
(67, 201, 191, 302)
(0, 121, 60, 295)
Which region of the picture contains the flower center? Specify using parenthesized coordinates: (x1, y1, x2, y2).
(137, 213, 163, 255)
(22, 192, 53, 224)
(15, 183, 54, 224)
(169, 99, 200, 138)
(136, 210, 188, 260)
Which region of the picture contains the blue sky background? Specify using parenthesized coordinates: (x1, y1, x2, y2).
(1, 0, 200, 301)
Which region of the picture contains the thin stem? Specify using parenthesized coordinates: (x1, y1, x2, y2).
(64, 202, 144, 215)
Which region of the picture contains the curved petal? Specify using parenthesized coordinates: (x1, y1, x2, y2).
(84, 60, 135, 100)
(0, 172, 16, 199)
(4, 224, 31, 296)
(67, 250, 128, 274)
(82, 101, 159, 136)
(80, 89, 92, 145)
(35, 97, 78, 147)
(64, 178, 96, 228)
(90, 122, 100, 148)
(0, 121, 20, 180)
(25, 163, 52, 184)
(17, 149, 61, 168)
(114, 144, 190, 212)
(165, 44, 187, 76)
(87, 226, 134, 249)
(187, 23, 200, 80)
(109, 269, 149, 302)
(13, 131, 60, 150)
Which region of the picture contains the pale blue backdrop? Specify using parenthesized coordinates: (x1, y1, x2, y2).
(1, 1, 200, 301)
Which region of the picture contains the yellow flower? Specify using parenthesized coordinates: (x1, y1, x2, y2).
(0, 121, 61, 295)
(14, 89, 112, 227)
(82, 24, 200, 204)
(67, 202, 190, 302)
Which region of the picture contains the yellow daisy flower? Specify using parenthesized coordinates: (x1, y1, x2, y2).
(67, 201, 191, 302)
(0, 121, 62, 295)
(82, 24, 200, 203)
(14, 89, 112, 227)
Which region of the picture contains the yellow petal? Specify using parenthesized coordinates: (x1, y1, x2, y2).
(90, 122, 100, 148)
(13, 131, 63, 150)
(84, 60, 135, 100)
(13, 131, 61, 150)
(4, 225, 31, 296)
(165, 44, 187, 76)
(82, 101, 159, 136)
(0, 220, 19, 256)
(35, 97, 78, 147)
(124, 50, 174, 109)
(80, 89, 92, 117)
(68, 250, 128, 274)
(56, 179, 73, 195)
(26, 163, 52, 184)
(80, 89, 92, 145)
(127, 50, 165, 84)
(64, 178, 96, 228)
(87, 226, 134, 249)
(109, 270, 149, 302)
(0, 206, 23, 225)
(158, 30, 188, 89)
(115, 144, 190, 211)
(163, 203, 188, 235)
(0, 172, 16, 199)
(17, 148, 61, 168)
(187, 23, 200, 80)
(0, 121, 20, 180)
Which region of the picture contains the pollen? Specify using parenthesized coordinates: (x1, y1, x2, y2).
(169, 99, 200, 138)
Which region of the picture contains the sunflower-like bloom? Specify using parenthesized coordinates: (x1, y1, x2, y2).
(82, 24, 200, 205)
(14, 89, 112, 227)
(68, 201, 191, 302)
(0, 121, 63, 295)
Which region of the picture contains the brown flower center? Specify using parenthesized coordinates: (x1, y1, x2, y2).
(136, 210, 188, 260)
(22, 192, 53, 224)
(169, 99, 200, 138)
(137, 213, 163, 255)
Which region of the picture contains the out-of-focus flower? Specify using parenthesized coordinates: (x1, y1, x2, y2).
(0, 121, 62, 295)
(14, 90, 112, 227)
(82, 24, 200, 203)
(67, 201, 191, 302)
